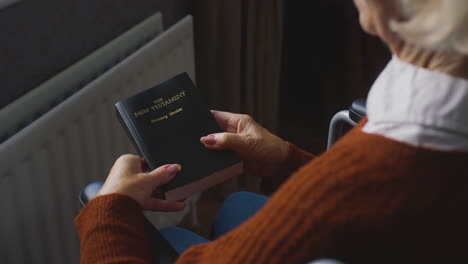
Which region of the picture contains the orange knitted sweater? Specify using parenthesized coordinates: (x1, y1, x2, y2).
(75, 122, 468, 263)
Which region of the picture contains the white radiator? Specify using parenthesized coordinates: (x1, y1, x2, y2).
(0, 14, 196, 264)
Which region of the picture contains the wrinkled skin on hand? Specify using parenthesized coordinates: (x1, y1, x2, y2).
(200, 110, 289, 180)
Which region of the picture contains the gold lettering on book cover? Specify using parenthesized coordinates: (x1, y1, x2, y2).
(151, 108, 183, 124)
(169, 108, 183, 116)
(151, 91, 187, 110)
(133, 91, 187, 118)
(134, 108, 150, 117)
(150, 115, 168, 123)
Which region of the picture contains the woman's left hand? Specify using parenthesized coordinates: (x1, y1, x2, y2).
(97, 154, 185, 212)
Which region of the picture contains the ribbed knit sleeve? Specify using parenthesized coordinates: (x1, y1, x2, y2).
(175, 126, 468, 263)
(178, 139, 367, 263)
(75, 123, 468, 263)
(75, 194, 150, 264)
(261, 142, 315, 194)
(283, 142, 316, 174)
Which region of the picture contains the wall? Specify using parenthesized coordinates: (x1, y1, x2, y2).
(0, 0, 192, 108)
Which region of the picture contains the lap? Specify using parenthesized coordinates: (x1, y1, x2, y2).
(160, 191, 268, 254)
(211, 191, 268, 239)
(159, 227, 209, 254)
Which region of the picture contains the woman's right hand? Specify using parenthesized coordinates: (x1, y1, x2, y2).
(200, 110, 289, 179)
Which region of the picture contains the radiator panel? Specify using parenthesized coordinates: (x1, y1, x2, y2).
(0, 15, 195, 264)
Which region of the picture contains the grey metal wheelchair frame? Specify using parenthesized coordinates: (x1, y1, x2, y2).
(327, 110, 357, 149)
(327, 99, 367, 149)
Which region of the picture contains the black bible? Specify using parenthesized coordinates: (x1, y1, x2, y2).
(115, 73, 242, 201)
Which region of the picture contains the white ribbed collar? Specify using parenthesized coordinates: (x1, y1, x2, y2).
(362, 56, 468, 151)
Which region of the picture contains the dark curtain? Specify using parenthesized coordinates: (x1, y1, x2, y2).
(279, 0, 391, 153)
(194, 0, 283, 132)
(194, 0, 284, 192)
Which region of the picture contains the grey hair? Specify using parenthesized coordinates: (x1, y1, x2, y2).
(390, 0, 468, 55)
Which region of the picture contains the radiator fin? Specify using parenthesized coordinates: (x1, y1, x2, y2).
(0, 15, 195, 263)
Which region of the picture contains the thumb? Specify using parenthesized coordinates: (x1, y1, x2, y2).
(200, 132, 249, 153)
(144, 164, 181, 189)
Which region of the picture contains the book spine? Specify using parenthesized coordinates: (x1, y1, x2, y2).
(115, 103, 156, 169)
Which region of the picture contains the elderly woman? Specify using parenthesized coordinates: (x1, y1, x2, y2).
(75, 0, 468, 263)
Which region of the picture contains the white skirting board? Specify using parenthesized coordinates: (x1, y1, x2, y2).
(0, 14, 196, 264)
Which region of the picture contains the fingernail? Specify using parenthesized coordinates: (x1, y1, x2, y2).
(166, 164, 181, 176)
(200, 134, 216, 146)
